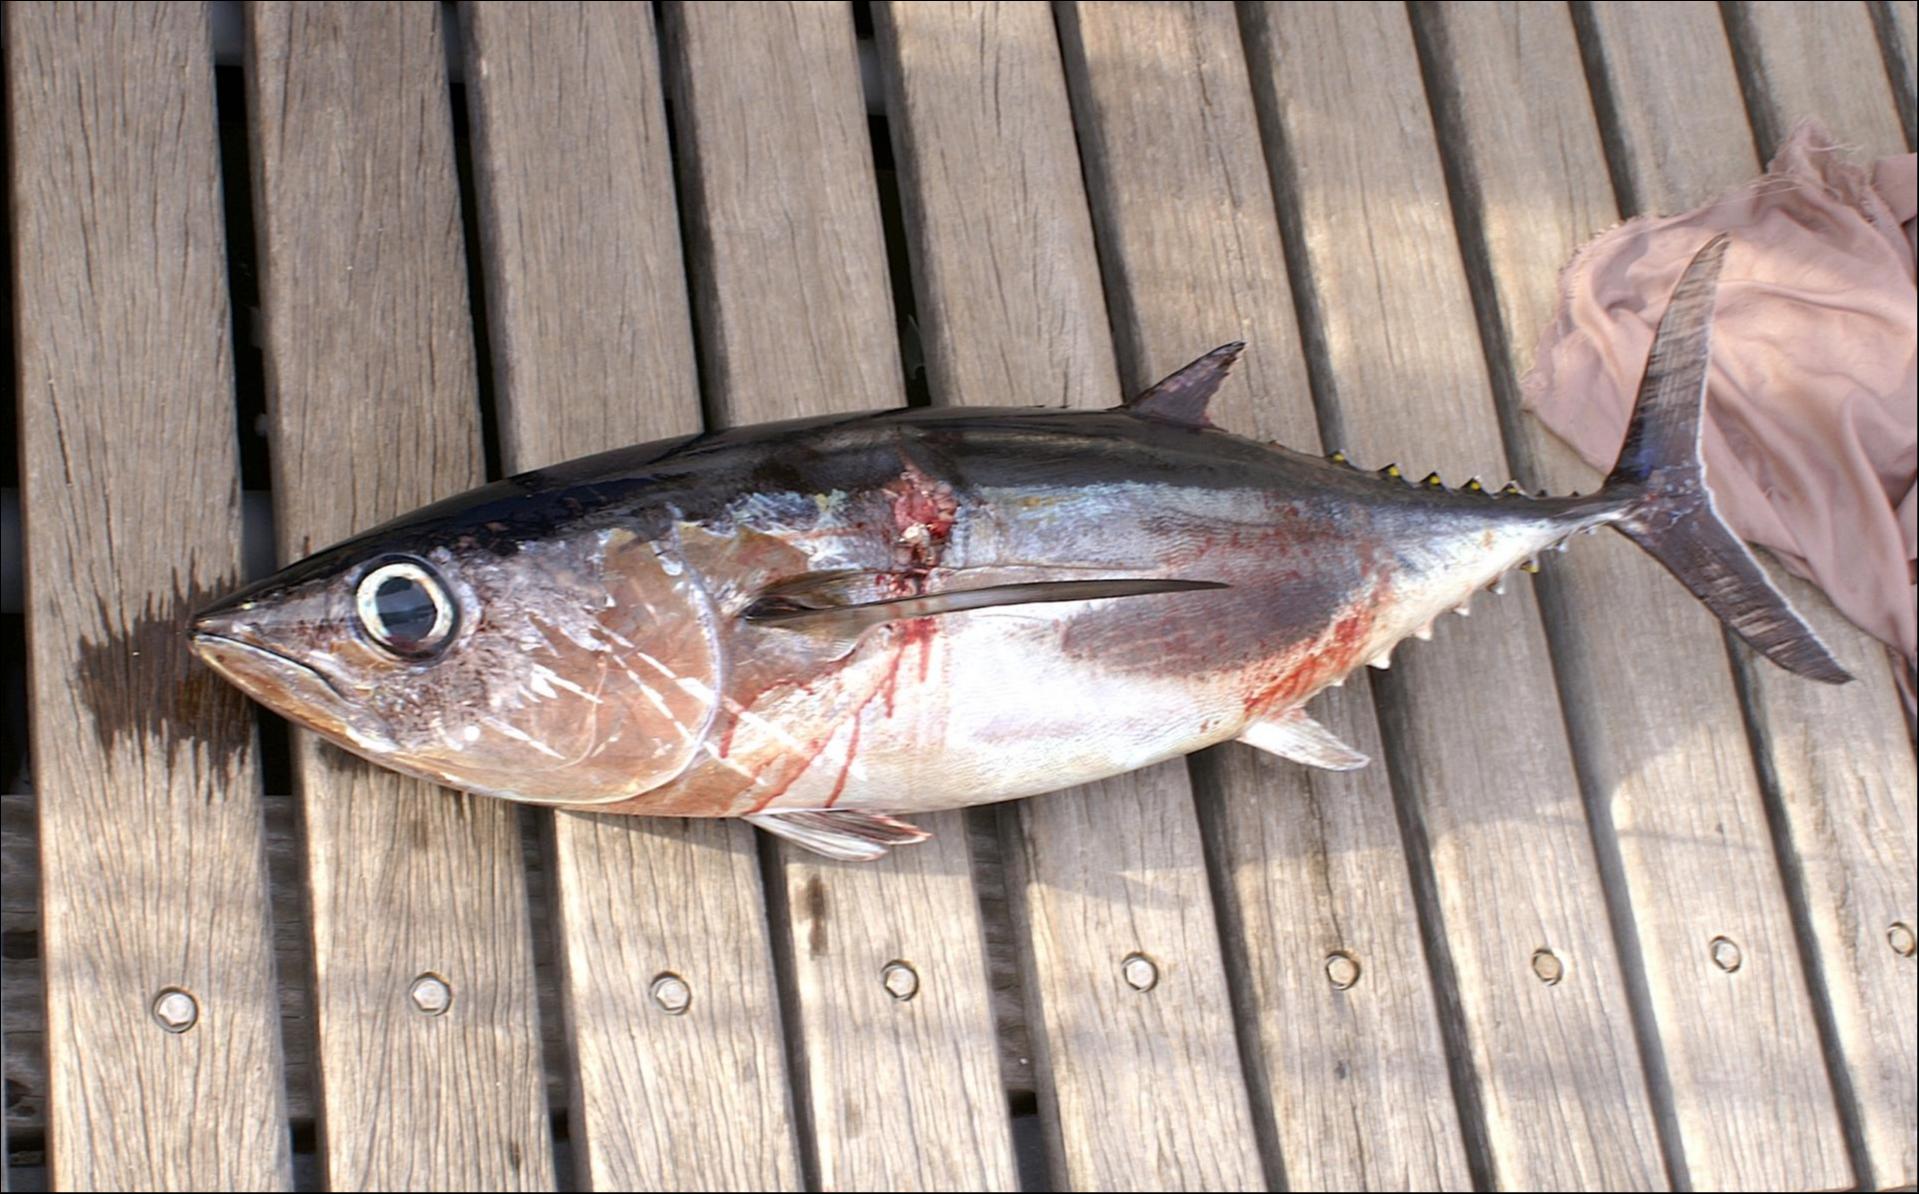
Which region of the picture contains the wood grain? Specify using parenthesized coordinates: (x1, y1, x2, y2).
(245, 4, 553, 1187)
(873, 0, 1117, 409)
(663, 4, 1017, 1187)
(1735, 569, 1918, 1192)
(1048, 2, 1464, 1187)
(460, 4, 802, 1187)
(5, 787, 574, 1137)
(8, 4, 291, 1186)
(1584, 3, 1918, 1185)
(1425, 2, 1856, 1188)
(1725, 0, 1908, 159)
(1240, 3, 1669, 1187)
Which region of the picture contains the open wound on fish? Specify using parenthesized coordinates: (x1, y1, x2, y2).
(1120, 341, 1246, 427)
(745, 575, 1229, 635)
(747, 809, 932, 861)
(1237, 708, 1369, 770)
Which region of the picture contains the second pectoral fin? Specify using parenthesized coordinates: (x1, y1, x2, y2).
(1237, 709, 1369, 771)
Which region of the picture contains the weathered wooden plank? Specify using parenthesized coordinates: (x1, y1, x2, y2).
(1428, 1, 1862, 1187)
(245, 3, 554, 1187)
(5, 785, 584, 1139)
(662, 4, 1017, 1187)
(1725, 0, 1907, 159)
(882, 5, 1267, 1189)
(1240, 3, 1668, 1187)
(1724, 0, 1908, 155)
(1, 794, 39, 1144)
(460, 5, 802, 1188)
(1584, 3, 1917, 1186)
(1045, 2, 1465, 1187)
(8, 3, 291, 1186)
(1730, 569, 1917, 1192)
(873, 1, 1117, 409)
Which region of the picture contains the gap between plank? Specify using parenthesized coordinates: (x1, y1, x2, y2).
(1715, 2, 1786, 163)
(1725, 630, 1878, 1189)
(1186, 752, 1290, 1193)
(654, 7, 820, 1188)
(212, 51, 319, 1188)
(1566, 2, 1647, 225)
(442, 7, 577, 1176)
(754, 830, 821, 1194)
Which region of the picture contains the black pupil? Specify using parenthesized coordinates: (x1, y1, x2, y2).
(373, 575, 437, 645)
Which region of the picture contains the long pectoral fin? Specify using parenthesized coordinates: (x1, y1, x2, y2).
(746, 810, 932, 861)
(1237, 709, 1369, 770)
(744, 575, 1227, 633)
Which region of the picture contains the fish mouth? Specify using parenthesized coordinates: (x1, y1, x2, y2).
(188, 629, 379, 749)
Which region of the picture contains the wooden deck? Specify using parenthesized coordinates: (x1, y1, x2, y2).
(2, 1, 1913, 1189)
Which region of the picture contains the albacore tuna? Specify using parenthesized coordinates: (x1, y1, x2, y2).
(191, 236, 1848, 859)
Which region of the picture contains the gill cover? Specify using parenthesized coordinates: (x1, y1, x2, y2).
(452, 528, 725, 804)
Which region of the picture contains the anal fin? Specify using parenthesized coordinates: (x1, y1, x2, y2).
(746, 809, 932, 861)
(1237, 709, 1369, 771)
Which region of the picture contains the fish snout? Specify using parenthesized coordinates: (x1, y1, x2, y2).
(187, 605, 236, 646)
(186, 601, 377, 750)
(187, 596, 267, 658)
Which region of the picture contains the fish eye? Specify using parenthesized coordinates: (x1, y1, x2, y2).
(355, 559, 457, 658)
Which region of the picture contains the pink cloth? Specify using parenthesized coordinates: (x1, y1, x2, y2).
(1522, 122, 1918, 707)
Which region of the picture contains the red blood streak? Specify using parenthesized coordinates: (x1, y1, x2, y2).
(742, 614, 939, 813)
(826, 714, 861, 808)
(1243, 604, 1378, 717)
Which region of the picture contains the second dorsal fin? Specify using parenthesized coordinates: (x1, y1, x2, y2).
(1121, 342, 1245, 427)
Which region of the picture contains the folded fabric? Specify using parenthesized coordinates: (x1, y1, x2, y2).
(1522, 121, 1917, 711)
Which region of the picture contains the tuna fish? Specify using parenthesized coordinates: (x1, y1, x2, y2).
(190, 235, 1847, 860)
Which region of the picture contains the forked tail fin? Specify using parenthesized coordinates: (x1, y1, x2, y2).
(1598, 234, 1851, 683)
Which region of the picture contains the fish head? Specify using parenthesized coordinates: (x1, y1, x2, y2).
(190, 519, 724, 806)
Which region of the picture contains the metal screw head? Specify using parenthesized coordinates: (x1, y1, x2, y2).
(1120, 952, 1159, 992)
(881, 960, 919, 1001)
(1887, 922, 1914, 958)
(152, 988, 198, 1033)
(650, 972, 692, 1015)
(1710, 936, 1743, 973)
(1531, 948, 1564, 986)
(1325, 951, 1361, 990)
(408, 973, 452, 1016)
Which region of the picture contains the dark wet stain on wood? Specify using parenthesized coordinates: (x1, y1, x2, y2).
(74, 579, 254, 784)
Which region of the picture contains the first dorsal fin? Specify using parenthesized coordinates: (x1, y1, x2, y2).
(1121, 342, 1245, 427)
